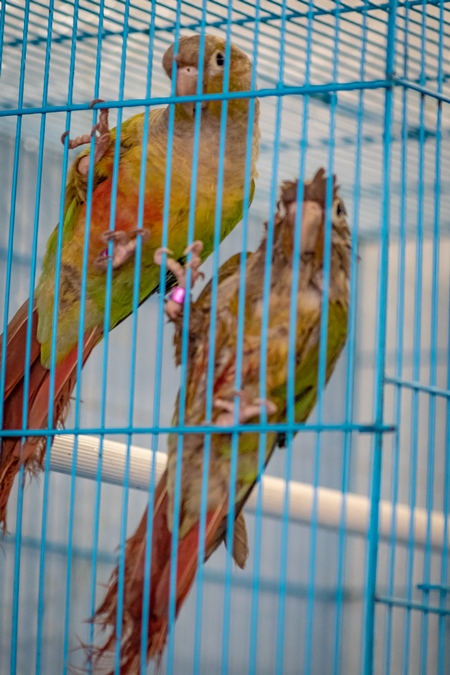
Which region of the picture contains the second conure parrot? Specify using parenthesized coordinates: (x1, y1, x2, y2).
(0, 34, 260, 531)
(83, 168, 352, 673)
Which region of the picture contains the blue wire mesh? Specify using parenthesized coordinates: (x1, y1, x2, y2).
(0, 1, 449, 674)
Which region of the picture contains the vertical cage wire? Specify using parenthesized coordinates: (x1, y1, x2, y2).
(363, 2, 397, 675)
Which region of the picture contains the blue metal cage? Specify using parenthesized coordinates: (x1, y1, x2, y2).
(0, 1, 449, 674)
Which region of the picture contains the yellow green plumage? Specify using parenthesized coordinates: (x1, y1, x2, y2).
(0, 33, 259, 532)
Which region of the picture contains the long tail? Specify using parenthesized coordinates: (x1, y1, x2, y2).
(85, 469, 229, 675)
(0, 299, 102, 532)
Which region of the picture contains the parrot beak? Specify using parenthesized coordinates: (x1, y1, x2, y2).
(290, 200, 323, 255)
(175, 63, 207, 117)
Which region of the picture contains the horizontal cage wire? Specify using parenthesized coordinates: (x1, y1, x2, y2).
(0, 1, 449, 675)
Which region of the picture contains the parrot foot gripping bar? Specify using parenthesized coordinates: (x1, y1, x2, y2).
(154, 240, 204, 320)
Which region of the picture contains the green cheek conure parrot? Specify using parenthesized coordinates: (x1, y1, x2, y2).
(85, 169, 352, 673)
(0, 34, 260, 531)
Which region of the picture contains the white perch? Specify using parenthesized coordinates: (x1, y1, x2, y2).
(50, 434, 448, 550)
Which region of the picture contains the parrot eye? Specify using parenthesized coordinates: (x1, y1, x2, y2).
(216, 51, 225, 67)
(335, 200, 346, 217)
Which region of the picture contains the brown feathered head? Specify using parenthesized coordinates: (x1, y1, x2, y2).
(272, 168, 348, 262)
(279, 167, 341, 218)
(162, 34, 254, 118)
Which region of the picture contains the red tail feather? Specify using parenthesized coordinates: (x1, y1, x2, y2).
(0, 299, 102, 532)
(87, 471, 228, 674)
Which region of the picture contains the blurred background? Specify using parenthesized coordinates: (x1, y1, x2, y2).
(0, 1, 449, 673)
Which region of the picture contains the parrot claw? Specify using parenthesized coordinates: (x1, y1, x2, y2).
(253, 398, 278, 415)
(183, 240, 204, 257)
(89, 98, 105, 109)
(153, 247, 174, 266)
(94, 228, 151, 271)
(214, 391, 277, 426)
(184, 240, 205, 281)
(154, 241, 205, 321)
(186, 263, 205, 281)
(62, 102, 111, 175)
(61, 130, 93, 149)
(100, 228, 150, 245)
(184, 240, 204, 277)
(100, 230, 128, 245)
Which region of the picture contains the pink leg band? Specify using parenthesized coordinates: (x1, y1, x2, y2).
(169, 286, 186, 304)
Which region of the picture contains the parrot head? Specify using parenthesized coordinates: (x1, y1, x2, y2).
(162, 34, 254, 119)
(273, 168, 349, 265)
